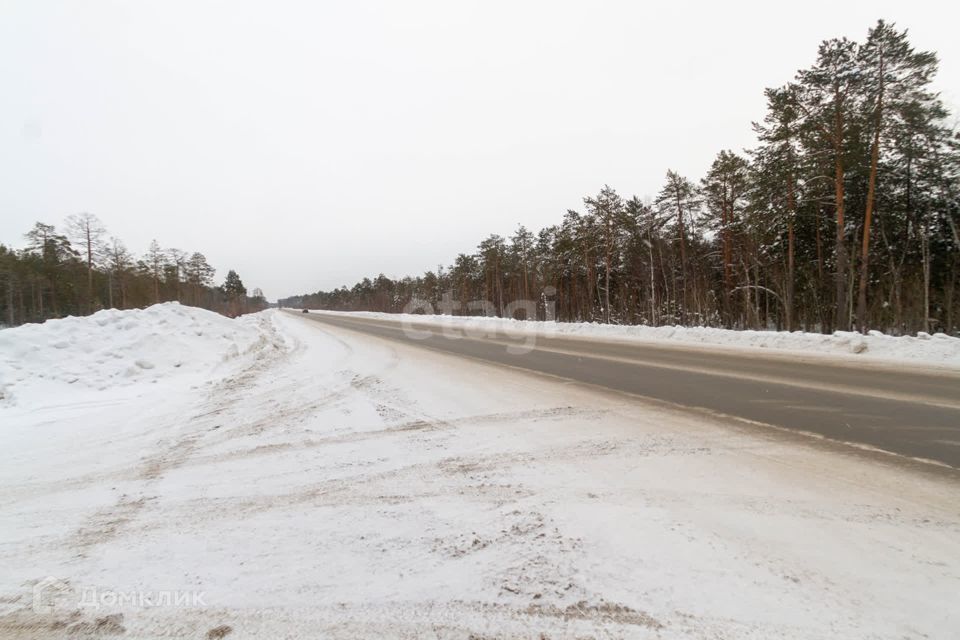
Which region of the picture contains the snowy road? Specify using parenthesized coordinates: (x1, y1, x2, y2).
(2, 307, 959, 639)
(296, 311, 960, 468)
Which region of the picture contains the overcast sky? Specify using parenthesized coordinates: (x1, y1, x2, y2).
(2, 1, 958, 300)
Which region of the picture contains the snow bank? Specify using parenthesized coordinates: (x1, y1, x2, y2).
(0, 303, 261, 406)
(312, 310, 960, 370)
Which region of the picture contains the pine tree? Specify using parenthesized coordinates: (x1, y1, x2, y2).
(24, 223, 77, 318)
(752, 86, 803, 330)
(584, 185, 625, 323)
(655, 171, 700, 324)
(625, 196, 661, 325)
(222, 269, 247, 316)
(143, 240, 167, 304)
(702, 152, 751, 327)
(795, 38, 861, 331)
(186, 252, 216, 306)
(166, 249, 189, 302)
(510, 225, 535, 303)
(107, 237, 133, 309)
(855, 20, 940, 331)
(477, 235, 506, 316)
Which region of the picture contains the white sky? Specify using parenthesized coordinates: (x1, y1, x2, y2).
(2, 1, 958, 300)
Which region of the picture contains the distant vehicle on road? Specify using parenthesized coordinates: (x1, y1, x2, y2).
(301, 308, 309, 314)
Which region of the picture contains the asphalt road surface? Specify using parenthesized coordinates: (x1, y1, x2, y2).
(291, 311, 960, 469)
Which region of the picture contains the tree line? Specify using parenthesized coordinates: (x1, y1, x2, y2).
(283, 21, 959, 335)
(0, 213, 266, 327)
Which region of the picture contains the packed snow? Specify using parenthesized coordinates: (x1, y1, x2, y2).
(308, 310, 960, 370)
(1, 305, 958, 638)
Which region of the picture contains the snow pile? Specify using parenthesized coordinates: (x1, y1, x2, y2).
(0, 302, 261, 406)
(313, 310, 960, 369)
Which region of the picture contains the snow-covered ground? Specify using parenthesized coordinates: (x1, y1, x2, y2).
(1, 305, 959, 638)
(309, 309, 960, 370)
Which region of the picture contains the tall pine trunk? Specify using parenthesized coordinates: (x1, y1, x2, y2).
(834, 150, 848, 331)
(648, 227, 657, 326)
(922, 231, 931, 333)
(604, 219, 612, 324)
(722, 199, 733, 329)
(675, 192, 687, 325)
(786, 173, 796, 331)
(857, 52, 884, 332)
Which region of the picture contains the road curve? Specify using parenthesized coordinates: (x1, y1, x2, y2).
(290, 311, 960, 469)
